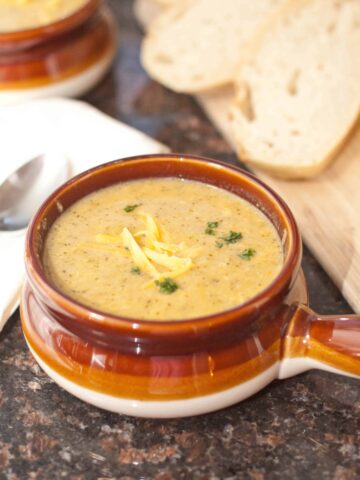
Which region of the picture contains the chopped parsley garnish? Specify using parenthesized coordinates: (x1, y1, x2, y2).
(239, 248, 256, 260)
(208, 221, 219, 229)
(221, 231, 243, 244)
(205, 221, 220, 235)
(215, 241, 224, 248)
(124, 203, 141, 213)
(131, 266, 141, 274)
(155, 278, 179, 294)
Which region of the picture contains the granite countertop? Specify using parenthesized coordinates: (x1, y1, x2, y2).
(0, 2, 359, 479)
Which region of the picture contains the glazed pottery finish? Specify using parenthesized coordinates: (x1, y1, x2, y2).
(21, 155, 360, 417)
(0, 1, 116, 94)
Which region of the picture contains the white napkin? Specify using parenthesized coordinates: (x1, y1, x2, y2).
(0, 98, 168, 331)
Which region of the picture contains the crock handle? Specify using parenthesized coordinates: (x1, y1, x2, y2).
(279, 303, 360, 379)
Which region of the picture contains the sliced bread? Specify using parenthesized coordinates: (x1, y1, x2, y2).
(134, 0, 164, 31)
(134, 0, 191, 31)
(230, 0, 360, 179)
(141, 0, 286, 93)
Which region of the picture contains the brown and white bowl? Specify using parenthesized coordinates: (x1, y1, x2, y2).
(21, 155, 360, 418)
(0, 0, 117, 105)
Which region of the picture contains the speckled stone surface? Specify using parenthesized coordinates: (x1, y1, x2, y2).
(0, 2, 359, 479)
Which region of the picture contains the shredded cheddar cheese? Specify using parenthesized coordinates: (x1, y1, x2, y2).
(121, 227, 159, 278)
(142, 248, 191, 272)
(94, 212, 195, 286)
(95, 234, 123, 246)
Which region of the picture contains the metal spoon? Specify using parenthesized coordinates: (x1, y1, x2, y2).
(0, 152, 69, 231)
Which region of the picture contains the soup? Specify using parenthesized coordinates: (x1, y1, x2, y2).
(43, 178, 283, 320)
(0, 0, 88, 33)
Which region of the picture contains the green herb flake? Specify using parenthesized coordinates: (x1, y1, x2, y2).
(205, 221, 220, 235)
(131, 266, 141, 274)
(124, 203, 141, 213)
(221, 230, 243, 244)
(155, 278, 179, 294)
(215, 241, 224, 248)
(239, 248, 256, 260)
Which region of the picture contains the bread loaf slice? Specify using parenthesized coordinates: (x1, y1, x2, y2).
(134, 0, 191, 31)
(141, 0, 286, 93)
(230, 0, 360, 179)
(134, 0, 164, 31)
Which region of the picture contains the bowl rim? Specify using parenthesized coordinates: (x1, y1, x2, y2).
(26, 154, 302, 334)
(0, 0, 101, 45)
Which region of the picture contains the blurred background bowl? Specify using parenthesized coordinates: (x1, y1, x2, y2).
(0, 0, 118, 105)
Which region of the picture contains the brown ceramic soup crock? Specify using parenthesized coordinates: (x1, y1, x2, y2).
(21, 155, 360, 418)
(0, 0, 116, 103)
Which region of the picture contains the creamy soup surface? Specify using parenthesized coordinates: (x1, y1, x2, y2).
(0, 0, 88, 33)
(43, 178, 284, 320)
